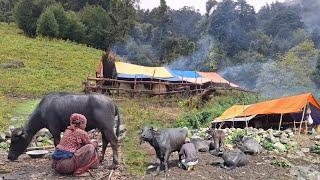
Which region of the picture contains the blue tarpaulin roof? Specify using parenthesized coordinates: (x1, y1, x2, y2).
(170, 70, 201, 78)
(118, 73, 151, 79)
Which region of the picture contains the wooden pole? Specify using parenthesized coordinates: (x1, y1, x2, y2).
(278, 113, 283, 131)
(299, 106, 306, 135)
(294, 120, 296, 134)
(305, 120, 308, 135)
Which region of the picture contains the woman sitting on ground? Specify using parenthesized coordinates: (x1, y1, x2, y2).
(52, 113, 99, 177)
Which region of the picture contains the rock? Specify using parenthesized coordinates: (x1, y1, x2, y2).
(280, 137, 290, 144)
(119, 124, 126, 134)
(288, 132, 294, 138)
(273, 131, 281, 137)
(290, 165, 320, 180)
(8, 125, 14, 131)
(314, 135, 320, 141)
(37, 136, 44, 142)
(37, 128, 48, 137)
(0, 132, 6, 142)
(301, 148, 310, 153)
(6, 139, 11, 144)
(287, 141, 298, 147)
(284, 129, 292, 134)
(5, 130, 11, 138)
(295, 151, 305, 158)
(274, 142, 286, 152)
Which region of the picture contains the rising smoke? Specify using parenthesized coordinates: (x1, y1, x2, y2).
(167, 36, 214, 71)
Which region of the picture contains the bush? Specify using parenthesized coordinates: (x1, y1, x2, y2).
(225, 129, 245, 145)
(80, 5, 113, 49)
(36, 9, 59, 37)
(45, 4, 68, 39)
(13, 0, 54, 36)
(174, 92, 260, 129)
(261, 139, 275, 151)
(64, 11, 85, 42)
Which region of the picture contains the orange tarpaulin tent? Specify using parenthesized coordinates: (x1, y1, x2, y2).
(240, 93, 320, 116)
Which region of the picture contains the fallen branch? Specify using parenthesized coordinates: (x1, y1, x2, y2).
(108, 169, 114, 180)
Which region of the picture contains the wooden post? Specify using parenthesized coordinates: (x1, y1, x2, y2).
(305, 120, 308, 135)
(278, 113, 283, 131)
(299, 106, 306, 135)
(294, 120, 296, 134)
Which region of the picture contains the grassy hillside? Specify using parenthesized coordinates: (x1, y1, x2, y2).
(0, 23, 102, 97)
(0, 23, 103, 132)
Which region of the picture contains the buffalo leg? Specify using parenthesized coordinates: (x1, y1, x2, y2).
(49, 129, 61, 146)
(102, 128, 119, 168)
(101, 132, 109, 162)
(155, 157, 161, 175)
(164, 151, 170, 174)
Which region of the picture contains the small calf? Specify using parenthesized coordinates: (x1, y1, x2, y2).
(140, 126, 188, 175)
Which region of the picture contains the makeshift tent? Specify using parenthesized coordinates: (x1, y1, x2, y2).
(215, 105, 253, 122)
(213, 93, 320, 132)
(241, 93, 320, 116)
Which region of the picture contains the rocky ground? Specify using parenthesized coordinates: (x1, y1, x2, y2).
(1, 126, 320, 179)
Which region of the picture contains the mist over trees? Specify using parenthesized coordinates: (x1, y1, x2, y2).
(1, 0, 320, 97)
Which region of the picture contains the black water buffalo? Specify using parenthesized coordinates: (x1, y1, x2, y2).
(221, 151, 249, 169)
(140, 126, 188, 175)
(8, 92, 120, 167)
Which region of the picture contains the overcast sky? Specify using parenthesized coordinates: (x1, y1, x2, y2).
(139, 0, 286, 14)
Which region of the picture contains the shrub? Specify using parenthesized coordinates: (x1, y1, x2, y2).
(261, 139, 275, 151)
(45, 4, 68, 39)
(225, 129, 245, 145)
(13, 0, 54, 36)
(36, 9, 59, 37)
(64, 11, 85, 42)
(80, 5, 113, 49)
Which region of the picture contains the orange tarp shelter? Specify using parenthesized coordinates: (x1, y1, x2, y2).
(240, 93, 320, 116)
(215, 105, 251, 121)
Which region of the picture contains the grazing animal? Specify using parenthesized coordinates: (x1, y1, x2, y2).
(207, 128, 225, 154)
(8, 92, 120, 167)
(140, 126, 188, 175)
(237, 136, 263, 155)
(221, 151, 249, 169)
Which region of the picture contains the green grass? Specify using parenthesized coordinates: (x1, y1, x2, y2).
(118, 98, 180, 176)
(0, 23, 102, 97)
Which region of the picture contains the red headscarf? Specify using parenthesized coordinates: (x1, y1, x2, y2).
(68, 113, 87, 130)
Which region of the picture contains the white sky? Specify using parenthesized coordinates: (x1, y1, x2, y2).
(139, 0, 286, 14)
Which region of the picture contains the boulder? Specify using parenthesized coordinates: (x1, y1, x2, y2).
(314, 135, 320, 141)
(274, 142, 286, 152)
(37, 128, 48, 137)
(37, 136, 44, 142)
(239, 137, 263, 155)
(5, 130, 11, 138)
(290, 165, 320, 180)
(0, 132, 6, 143)
(301, 148, 310, 153)
(280, 137, 290, 144)
(287, 141, 298, 147)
